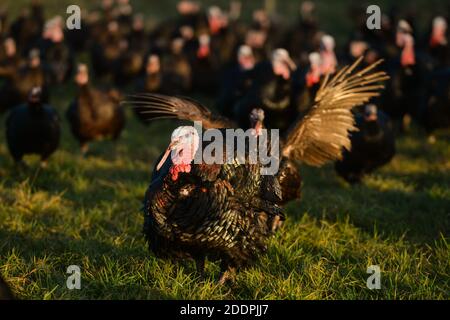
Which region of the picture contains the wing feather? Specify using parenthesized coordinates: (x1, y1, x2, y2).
(282, 57, 389, 166)
(123, 93, 235, 129)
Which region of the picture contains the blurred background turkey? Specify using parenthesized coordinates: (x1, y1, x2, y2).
(5, 86, 60, 168)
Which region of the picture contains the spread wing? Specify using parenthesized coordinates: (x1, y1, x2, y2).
(282, 57, 389, 166)
(124, 93, 235, 129)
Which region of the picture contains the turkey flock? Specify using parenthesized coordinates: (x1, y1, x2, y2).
(0, 0, 449, 287)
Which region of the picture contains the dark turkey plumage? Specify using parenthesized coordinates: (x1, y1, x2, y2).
(143, 126, 284, 283)
(420, 68, 450, 134)
(335, 105, 396, 183)
(5, 87, 60, 167)
(216, 45, 256, 119)
(128, 58, 388, 281)
(67, 64, 125, 154)
(129, 57, 389, 205)
(39, 37, 74, 84)
(0, 49, 49, 113)
(233, 59, 296, 133)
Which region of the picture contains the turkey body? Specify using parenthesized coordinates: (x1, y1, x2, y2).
(234, 62, 296, 133)
(335, 111, 396, 183)
(421, 68, 450, 133)
(216, 64, 255, 119)
(6, 102, 60, 163)
(381, 53, 431, 126)
(40, 40, 74, 84)
(143, 130, 284, 278)
(276, 157, 302, 205)
(0, 65, 49, 113)
(132, 58, 389, 267)
(67, 85, 125, 147)
(291, 66, 321, 119)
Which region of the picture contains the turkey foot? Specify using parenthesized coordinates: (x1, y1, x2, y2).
(271, 215, 283, 232)
(218, 266, 236, 285)
(40, 160, 48, 169)
(80, 143, 89, 157)
(195, 257, 206, 280)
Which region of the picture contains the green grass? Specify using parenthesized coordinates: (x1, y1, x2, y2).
(0, 85, 448, 299)
(0, 0, 449, 300)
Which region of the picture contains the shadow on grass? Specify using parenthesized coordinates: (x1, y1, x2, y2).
(289, 165, 449, 244)
(0, 228, 179, 299)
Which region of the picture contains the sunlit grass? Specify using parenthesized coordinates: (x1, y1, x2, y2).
(0, 0, 449, 300)
(0, 91, 448, 299)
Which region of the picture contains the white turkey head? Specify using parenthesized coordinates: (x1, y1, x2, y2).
(249, 108, 265, 136)
(157, 126, 200, 181)
(237, 45, 255, 70)
(364, 104, 378, 122)
(431, 16, 448, 46)
(75, 63, 89, 86)
(272, 48, 296, 80)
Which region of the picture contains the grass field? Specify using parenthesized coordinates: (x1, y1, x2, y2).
(0, 0, 449, 300)
(0, 90, 448, 299)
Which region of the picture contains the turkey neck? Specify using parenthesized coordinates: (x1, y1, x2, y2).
(27, 101, 44, 115)
(16, 66, 44, 90)
(78, 83, 94, 104)
(363, 120, 383, 141)
(145, 72, 162, 91)
(77, 83, 98, 118)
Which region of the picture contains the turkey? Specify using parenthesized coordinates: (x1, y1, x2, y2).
(0, 38, 23, 72)
(126, 58, 388, 282)
(134, 54, 164, 94)
(133, 53, 190, 124)
(420, 67, 450, 137)
(425, 16, 449, 68)
(90, 20, 125, 80)
(282, 1, 320, 66)
(335, 104, 396, 184)
(190, 33, 220, 95)
(5, 86, 60, 168)
(233, 48, 297, 133)
(39, 16, 74, 84)
(67, 64, 125, 155)
(206, 6, 239, 66)
(0, 276, 14, 300)
(141, 124, 283, 284)
(9, 1, 44, 55)
(292, 52, 323, 119)
(0, 48, 49, 113)
(381, 20, 432, 130)
(129, 57, 389, 205)
(113, 15, 148, 87)
(216, 45, 256, 119)
(162, 37, 192, 94)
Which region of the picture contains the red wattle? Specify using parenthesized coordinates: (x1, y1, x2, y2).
(306, 71, 320, 87)
(197, 46, 210, 58)
(169, 164, 192, 181)
(209, 20, 222, 35)
(430, 34, 445, 47)
(401, 46, 415, 66)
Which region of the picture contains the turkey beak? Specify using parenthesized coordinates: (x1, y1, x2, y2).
(156, 138, 181, 171)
